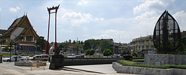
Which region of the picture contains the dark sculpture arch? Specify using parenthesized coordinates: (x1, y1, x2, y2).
(153, 10, 181, 54)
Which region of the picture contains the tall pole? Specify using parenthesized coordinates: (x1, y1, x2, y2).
(46, 9, 51, 54)
(54, 8, 58, 54)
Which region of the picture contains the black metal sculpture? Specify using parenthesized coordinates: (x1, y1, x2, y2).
(153, 10, 181, 54)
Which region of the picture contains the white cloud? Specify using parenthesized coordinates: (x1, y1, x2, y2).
(134, 10, 158, 27)
(173, 10, 186, 31)
(0, 8, 1, 11)
(9, 6, 20, 12)
(77, 0, 88, 5)
(61, 12, 104, 26)
(133, 0, 175, 15)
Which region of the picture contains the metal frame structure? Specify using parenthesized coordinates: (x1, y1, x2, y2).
(153, 10, 181, 54)
(46, 5, 60, 54)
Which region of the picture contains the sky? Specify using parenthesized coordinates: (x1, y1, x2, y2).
(0, 0, 186, 43)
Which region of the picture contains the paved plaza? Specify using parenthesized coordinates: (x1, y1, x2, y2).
(0, 62, 140, 75)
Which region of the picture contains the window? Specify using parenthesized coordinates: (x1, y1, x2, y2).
(151, 46, 154, 50)
(146, 46, 149, 49)
(146, 40, 149, 43)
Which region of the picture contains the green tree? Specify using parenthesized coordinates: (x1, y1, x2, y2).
(73, 43, 83, 55)
(120, 50, 127, 56)
(83, 41, 91, 50)
(103, 49, 112, 57)
(85, 49, 95, 56)
(132, 52, 138, 57)
(36, 36, 46, 51)
(0, 39, 6, 45)
(101, 40, 113, 52)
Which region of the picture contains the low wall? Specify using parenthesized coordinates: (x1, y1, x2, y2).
(145, 54, 186, 65)
(63, 58, 123, 66)
(15, 61, 46, 66)
(112, 62, 186, 75)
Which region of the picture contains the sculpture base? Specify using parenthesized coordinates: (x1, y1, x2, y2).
(145, 54, 186, 65)
(49, 54, 64, 70)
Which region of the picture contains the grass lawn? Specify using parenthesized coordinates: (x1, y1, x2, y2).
(117, 60, 186, 69)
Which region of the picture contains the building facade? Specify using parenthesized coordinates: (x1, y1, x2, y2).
(114, 43, 131, 54)
(130, 35, 155, 57)
(0, 15, 40, 55)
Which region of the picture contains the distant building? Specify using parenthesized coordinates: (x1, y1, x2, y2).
(0, 15, 40, 55)
(130, 35, 155, 57)
(114, 43, 131, 54)
(65, 45, 81, 55)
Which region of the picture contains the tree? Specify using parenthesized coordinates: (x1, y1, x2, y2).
(101, 40, 113, 52)
(132, 52, 138, 57)
(73, 40, 76, 44)
(85, 49, 95, 56)
(69, 39, 71, 44)
(0, 39, 6, 45)
(36, 36, 46, 51)
(83, 41, 91, 50)
(103, 49, 112, 57)
(120, 50, 127, 56)
(73, 43, 83, 55)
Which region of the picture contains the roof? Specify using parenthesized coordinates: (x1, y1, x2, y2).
(0, 15, 39, 39)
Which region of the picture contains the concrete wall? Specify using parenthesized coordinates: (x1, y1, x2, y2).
(63, 58, 123, 66)
(112, 62, 186, 75)
(145, 54, 186, 65)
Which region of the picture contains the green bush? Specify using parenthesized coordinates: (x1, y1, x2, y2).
(133, 59, 144, 62)
(133, 57, 144, 59)
(20, 54, 27, 56)
(0, 54, 13, 57)
(29, 55, 34, 57)
(117, 60, 186, 69)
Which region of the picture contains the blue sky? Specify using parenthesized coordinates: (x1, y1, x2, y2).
(0, 0, 186, 43)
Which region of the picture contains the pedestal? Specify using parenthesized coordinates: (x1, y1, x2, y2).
(145, 54, 186, 65)
(49, 54, 64, 69)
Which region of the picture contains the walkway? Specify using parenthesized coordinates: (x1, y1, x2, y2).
(0, 62, 140, 75)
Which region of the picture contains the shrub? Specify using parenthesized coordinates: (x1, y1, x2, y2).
(29, 55, 34, 57)
(20, 54, 27, 56)
(133, 59, 144, 62)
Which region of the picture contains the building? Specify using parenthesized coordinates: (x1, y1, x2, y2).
(114, 43, 131, 54)
(130, 35, 155, 57)
(65, 45, 81, 55)
(0, 15, 40, 55)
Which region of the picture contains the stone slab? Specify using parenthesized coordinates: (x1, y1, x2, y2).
(112, 62, 186, 75)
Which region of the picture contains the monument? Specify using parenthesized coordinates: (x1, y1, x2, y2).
(153, 10, 181, 54)
(46, 5, 60, 54)
(145, 10, 186, 65)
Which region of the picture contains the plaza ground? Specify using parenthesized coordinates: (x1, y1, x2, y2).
(0, 62, 140, 75)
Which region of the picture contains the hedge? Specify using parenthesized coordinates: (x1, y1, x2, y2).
(117, 60, 186, 69)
